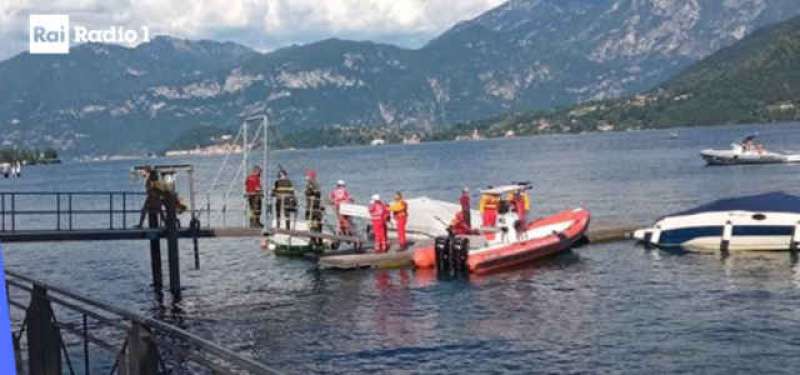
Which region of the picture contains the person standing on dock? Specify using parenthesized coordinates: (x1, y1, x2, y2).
(459, 187, 471, 228)
(389, 191, 408, 250)
(134, 167, 166, 228)
(271, 168, 296, 230)
(304, 170, 324, 246)
(329, 180, 353, 236)
(245, 166, 265, 228)
(369, 194, 389, 252)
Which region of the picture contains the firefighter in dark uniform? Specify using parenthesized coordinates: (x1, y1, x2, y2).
(271, 169, 296, 230)
(304, 170, 324, 247)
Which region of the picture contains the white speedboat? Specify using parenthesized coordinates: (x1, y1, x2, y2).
(634, 192, 800, 252)
(700, 135, 800, 165)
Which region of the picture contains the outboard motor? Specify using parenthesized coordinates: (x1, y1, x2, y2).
(434, 232, 469, 279)
(451, 237, 470, 276)
(434, 236, 450, 276)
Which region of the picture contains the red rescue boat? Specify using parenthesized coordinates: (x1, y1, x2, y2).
(413, 207, 590, 275)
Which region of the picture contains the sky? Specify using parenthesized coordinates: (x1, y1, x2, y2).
(0, 0, 506, 60)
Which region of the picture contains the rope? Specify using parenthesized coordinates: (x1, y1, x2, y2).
(208, 125, 243, 193)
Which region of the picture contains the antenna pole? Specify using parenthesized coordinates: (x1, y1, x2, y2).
(263, 115, 270, 227)
(242, 119, 249, 227)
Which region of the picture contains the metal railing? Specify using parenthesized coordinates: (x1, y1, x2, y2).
(5, 270, 282, 374)
(0, 192, 146, 232)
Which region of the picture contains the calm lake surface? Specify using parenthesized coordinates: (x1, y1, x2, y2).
(5, 122, 800, 374)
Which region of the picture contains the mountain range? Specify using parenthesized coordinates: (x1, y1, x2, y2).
(2, 0, 800, 155)
(471, 13, 800, 137)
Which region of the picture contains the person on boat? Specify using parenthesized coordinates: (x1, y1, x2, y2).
(134, 167, 166, 228)
(512, 190, 530, 237)
(245, 166, 265, 228)
(329, 180, 353, 235)
(369, 194, 389, 252)
(389, 191, 409, 249)
(304, 170, 324, 246)
(449, 210, 472, 235)
(459, 187, 471, 228)
(271, 168, 296, 230)
(480, 188, 499, 228)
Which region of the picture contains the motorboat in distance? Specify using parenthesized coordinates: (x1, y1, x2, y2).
(700, 135, 800, 165)
(634, 192, 800, 252)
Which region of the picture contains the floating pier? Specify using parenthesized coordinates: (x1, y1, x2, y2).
(317, 220, 639, 270)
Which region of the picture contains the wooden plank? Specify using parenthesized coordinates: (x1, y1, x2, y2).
(318, 251, 414, 270)
(584, 220, 638, 244)
(264, 228, 362, 243)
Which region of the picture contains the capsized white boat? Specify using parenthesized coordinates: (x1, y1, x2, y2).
(339, 197, 481, 238)
(634, 192, 800, 252)
(700, 135, 800, 165)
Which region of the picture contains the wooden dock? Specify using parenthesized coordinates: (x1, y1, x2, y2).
(317, 220, 640, 270)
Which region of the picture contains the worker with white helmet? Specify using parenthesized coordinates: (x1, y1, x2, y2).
(368, 194, 389, 252)
(329, 179, 353, 235)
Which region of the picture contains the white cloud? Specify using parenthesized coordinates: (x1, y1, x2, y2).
(0, 0, 506, 59)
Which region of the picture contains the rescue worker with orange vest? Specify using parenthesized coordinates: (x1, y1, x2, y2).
(369, 194, 389, 252)
(479, 187, 499, 227)
(389, 191, 408, 249)
(329, 180, 353, 235)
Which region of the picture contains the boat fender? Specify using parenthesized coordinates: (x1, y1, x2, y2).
(721, 221, 733, 252)
(791, 222, 800, 251)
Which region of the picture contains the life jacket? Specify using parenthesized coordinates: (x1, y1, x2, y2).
(483, 195, 499, 211)
(390, 199, 408, 219)
(369, 201, 387, 222)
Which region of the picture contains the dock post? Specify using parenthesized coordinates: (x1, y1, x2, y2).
(147, 212, 163, 292)
(191, 217, 200, 269)
(26, 285, 63, 375)
(165, 194, 181, 300)
(117, 323, 160, 375)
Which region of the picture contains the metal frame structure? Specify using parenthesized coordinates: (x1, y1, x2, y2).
(5, 271, 282, 374)
(0, 191, 145, 232)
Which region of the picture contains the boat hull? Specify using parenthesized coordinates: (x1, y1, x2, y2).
(634, 211, 800, 252)
(413, 208, 590, 275)
(700, 149, 793, 165)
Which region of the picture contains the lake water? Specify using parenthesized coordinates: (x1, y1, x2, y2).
(4, 122, 800, 373)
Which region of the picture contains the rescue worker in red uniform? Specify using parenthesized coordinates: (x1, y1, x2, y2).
(449, 210, 471, 235)
(329, 180, 353, 235)
(369, 194, 389, 252)
(389, 191, 409, 249)
(459, 187, 471, 228)
(245, 166, 264, 228)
